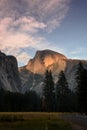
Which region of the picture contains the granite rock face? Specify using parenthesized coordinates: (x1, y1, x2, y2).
(26, 50, 67, 74)
(0, 51, 21, 92)
(19, 50, 87, 94)
(19, 50, 67, 93)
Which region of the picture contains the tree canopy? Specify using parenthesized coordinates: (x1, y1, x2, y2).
(56, 71, 72, 112)
(75, 62, 87, 114)
(42, 70, 55, 112)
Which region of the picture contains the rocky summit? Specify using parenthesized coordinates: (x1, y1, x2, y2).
(19, 50, 68, 93)
(19, 49, 87, 94)
(0, 51, 21, 92)
(26, 50, 67, 74)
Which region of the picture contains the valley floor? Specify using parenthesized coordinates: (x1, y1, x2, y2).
(0, 112, 87, 130)
(61, 113, 87, 130)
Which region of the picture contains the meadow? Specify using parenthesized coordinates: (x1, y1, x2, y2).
(0, 112, 72, 130)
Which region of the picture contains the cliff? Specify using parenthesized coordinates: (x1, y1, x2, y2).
(19, 49, 87, 94)
(0, 51, 21, 92)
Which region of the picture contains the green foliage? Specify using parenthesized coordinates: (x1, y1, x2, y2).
(56, 71, 72, 112)
(42, 70, 55, 112)
(75, 62, 84, 93)
(0, 89, 41, 112)
(75, 62, 87, 114)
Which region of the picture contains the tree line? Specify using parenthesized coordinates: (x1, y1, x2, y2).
(42, 62, 87, 114)
(0, 89, 41, 112)
(0, 62, 87, 114)
(42, 70, 76, 112)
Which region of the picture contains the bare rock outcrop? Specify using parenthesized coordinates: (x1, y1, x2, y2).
(19, 50, 67, 93)
(0, 51, 21, 92)
(19, 50, 87, 94)
(26, 50, 67, 74)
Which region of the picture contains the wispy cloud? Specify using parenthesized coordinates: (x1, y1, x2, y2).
(66, 47, 87, 60)
(0, 0, 71, 65)
(71, 47, 86, 55)
(17, 52, 31, 66)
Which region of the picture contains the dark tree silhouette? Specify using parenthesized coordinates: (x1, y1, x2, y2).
(0, 89, 41, 112)
(56, 71, 72, 112)
(75, 62, 87, 114)
(42, 70, 55, 112)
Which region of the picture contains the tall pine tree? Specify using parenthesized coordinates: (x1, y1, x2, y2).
(75, 62, 87, 114)
(56, 71, 71, 112)
(42, 70, 55, 112)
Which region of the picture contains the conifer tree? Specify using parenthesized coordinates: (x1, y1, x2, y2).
(75, 62, 87, 114)
(43, 70, 55, 112)
(56, 71, 71, 112)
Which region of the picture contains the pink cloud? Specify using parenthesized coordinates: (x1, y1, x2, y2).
(0, 0, 71, 65)
(25, 0, 71, 31)
(13, 16, 46, 33)
(0, 0, 71, 31)
(0, 17, 50, 64)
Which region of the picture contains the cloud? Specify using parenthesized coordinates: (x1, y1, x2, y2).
(17, 52, 31, 66)
(66, 47, 87, 60)
(13, 16, 46, 33)
(25, 0, 71, 32)
(71, 47, 86, 55)
(0, 0, 71, 65)
(0, 17, 50, 64)
(0, 0, 71, 31)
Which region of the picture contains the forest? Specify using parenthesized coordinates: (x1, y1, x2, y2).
(0, 62, 87, 114)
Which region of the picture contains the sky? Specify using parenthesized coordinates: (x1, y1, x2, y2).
(0, 0, 87, 66)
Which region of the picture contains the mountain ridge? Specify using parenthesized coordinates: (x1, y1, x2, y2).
(0, 49, 87, 94)
(21, 49, 67, 74)
(19, 49, 87, 94)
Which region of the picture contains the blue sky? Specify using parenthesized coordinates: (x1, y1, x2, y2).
(0, 0, 87, 66)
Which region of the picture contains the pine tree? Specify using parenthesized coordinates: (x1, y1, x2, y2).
(42, 70, 55, 112)
(82, 69, 87, 115)
(56, 71, 71, 112)
(75, 62, 84, 92)
(75, 62, 87, 114)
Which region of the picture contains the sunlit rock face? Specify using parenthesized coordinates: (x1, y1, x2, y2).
(19, 50, 87, 94)
(0, 51, 21, 92)
(19, 50, 68, 93)
(26, 50, 67, 74)
(1, 50, 87, 94)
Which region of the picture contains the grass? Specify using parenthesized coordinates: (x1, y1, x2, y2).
(0, 112, 72, 130)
